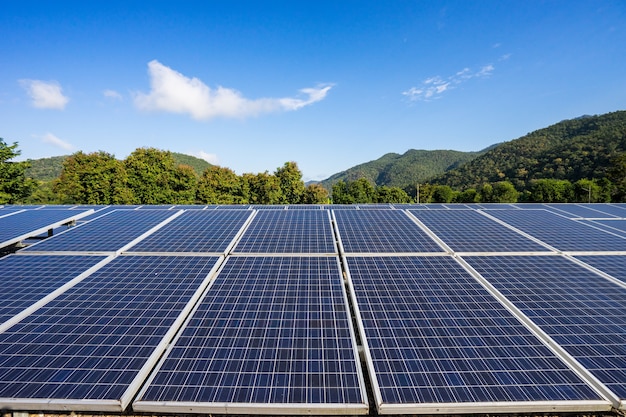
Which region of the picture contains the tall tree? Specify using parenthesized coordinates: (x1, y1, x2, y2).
(54, 151, 133, 204)
(302, 183, 329, 204)
(275, 161, 305, 204)
(0, 139, 35, 203)
(171, 164, 198, 204)
(243, 172, 282, 204)
(197, 166, 245, 204)
(124, 148, 183, 204)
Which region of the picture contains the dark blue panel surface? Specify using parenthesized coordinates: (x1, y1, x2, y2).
(411, 209, 549, 253)
(0, 209, 89, 247)
(0, 255, 219, 404)
(334, 209, 442, 253)
(467, 255, 626, 400)
(234, 210, 336, 253)
(348, 256, 602, 406)
(23, 210, 178, 253)
(0, 254, 106, 325)
(127, 210, 252, 253)
(137, 256, 365, 408)
(485, 209, 626, 252)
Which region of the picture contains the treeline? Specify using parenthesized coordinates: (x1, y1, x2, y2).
(26, 148, 330, 205)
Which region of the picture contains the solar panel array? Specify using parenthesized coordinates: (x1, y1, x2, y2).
(2, 204, 626, 415)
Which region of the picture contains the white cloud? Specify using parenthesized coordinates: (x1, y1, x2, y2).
(193, 151, 219, 165)
(134, 60, 332, 120)
(103, 89, 123, 100)
(40, 133, 74, 151)
(19, 79, 69, 109)
(402, 63, 495, 102)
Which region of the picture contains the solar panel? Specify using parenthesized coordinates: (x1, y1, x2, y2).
(544, 204, 619, 219)
(333, 209, 443, 254)
(346, 256, 606, 414)
(577, 204, 626, 218)
(410, 209, 550, 253)
(233, 210, 336, 254)
(22, 210, 180, 254)
(0, 209, 93, 250)
(579, 219, 626, 236)
(465, 255, 626, 406)
(126, 210, 253, 254)
(0, 255, 221, 412)
(573, 254, 626, 285)
(0, 254, 107, 329)
(134, 256, 367, 415)
(484, 209, 626, 252)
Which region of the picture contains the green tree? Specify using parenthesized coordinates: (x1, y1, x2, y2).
(124, 147, 186, 204)
(491, 181, 519, 203)
(608, 153, 626, 202)
(375, 186, 411, 203)
(529, 179, 574, 202)
(348, 178, 376, 203)
(303, 183, 329, 204)
(573, 179, 604, 203)
(197, 166, 245, 204)
(455, 188, 479, 203)
(243, 172, 282, 204)
(331, 180, 352, 204)
(171, 164, 198, 204)
(54, 151, 133, 204)
(432, 185, 456, 203)
(275, 161, 305, 204)
(0, 139, 35, 203)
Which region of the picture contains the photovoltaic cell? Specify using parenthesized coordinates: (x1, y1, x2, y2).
(485, 209, 626, 252)
(234, 210, 336, 254)
(0, 255, 220, 411)
(410, 209, 550, 253)
(0, 254, 106, 326)
(127, 210, 252, 254)
(347, 256, 605, 413)
(333, 209, 443, 253)
(544, 204, 619, 219)
(134, 256, 367, 415)
(579, 219, 626, 236)
(573, 255, 626, 285)
(0, 209, 91, 249)
(22, 210, 179, 253)
(466, 255, 626, 402)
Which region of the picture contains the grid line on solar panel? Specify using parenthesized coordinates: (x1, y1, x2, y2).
(134, 256, 367, 415)
(465, 255, 626, 405)
(0, 255, 221, 412)
(333, 209, 443, 254)
(233, 210, 336, 254)
(22, 209, 181, 254)
(483, 209, 626, 252)
(573, 255, 626, 286)
(125, 210, 252, 254)
(578, 219, 626, 237)
(545, 204, 620, 219)
(0, 254, 108, 330)
(346, 256, 607, 414)
(409, 210, 551, 253)
(0, 209, 93, 249)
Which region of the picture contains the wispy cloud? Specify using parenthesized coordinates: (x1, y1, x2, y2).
(39, 133, 74, 151)
(19, 79, 69, 109)
(402, 64, 495, 102)
(134, 60, 332, 120)
(103, 89, 123, 100)
(193, 150, 219, 165)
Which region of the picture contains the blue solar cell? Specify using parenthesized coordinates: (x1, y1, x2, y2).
(545, 204, 619, 219)
(333, 209, 443, 253)
(0, 254, 106, 326)
(234, 210, 336, 253)
(579, 219, 626, 236)
(574, 255, 626, 285)
(577, 204, 626, 217)
(410, 209, 550, 253)
(0, 209, 91, 249)
(485, 209, 626, 252)
(127, 210, 252, 253)
(0, 255, 220, 411)
(134, 256, 367, 414)
(23, 210, 179, 253)
(347, 256, 605, 413)
(466, 255, 626, 402)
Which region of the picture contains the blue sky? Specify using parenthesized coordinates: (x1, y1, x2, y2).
(1, 1, 625, 181)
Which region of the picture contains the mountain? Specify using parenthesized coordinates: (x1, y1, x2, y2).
(320, 149, 484, 190)
(429, 110, 626, 190)
(25, 152, 212, 182)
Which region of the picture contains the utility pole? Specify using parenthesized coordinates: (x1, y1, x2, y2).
(416, 183, 420, 204)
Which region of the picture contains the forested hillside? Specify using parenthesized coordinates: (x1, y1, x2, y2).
(430, 111, 626, 190)
(320, 149, 483, 190)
